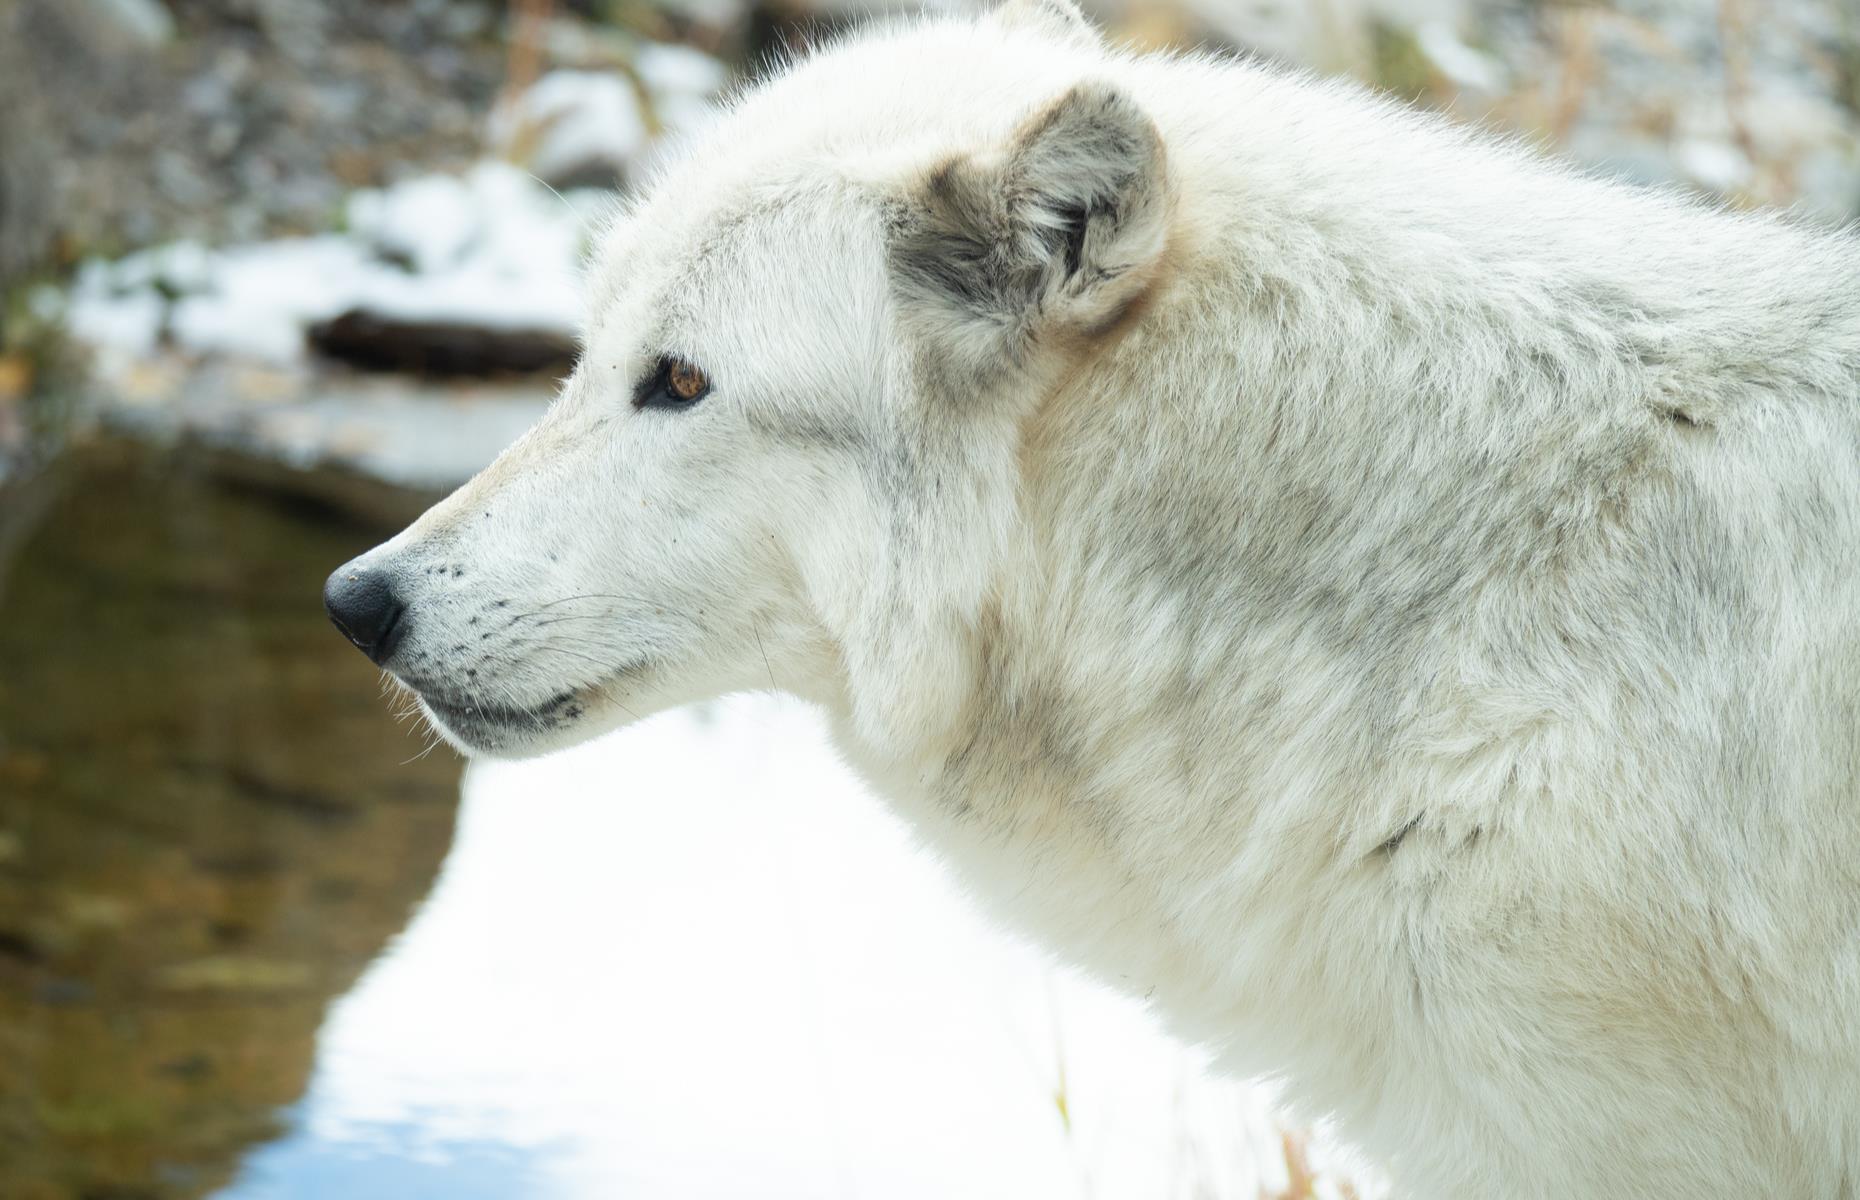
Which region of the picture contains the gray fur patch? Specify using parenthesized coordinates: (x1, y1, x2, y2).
(890, 81, 1164, 384)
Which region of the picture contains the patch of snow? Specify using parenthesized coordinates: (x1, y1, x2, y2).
(1415, 21, 1504, 93)
(347, 173, 482, 275)
(634, 42, 729, 98)
(1741, 90, 1854, 160)
(81, 0, 175, 45)
(66, 289, 166, 363)
(637, 43, 730, 138)
(489, 70, 648, 185)
(649, 0, 746, 29)
(169, 236, 378, 363)
(1675, 139, 1752, 193)
(62, 162, 602, 370)
(107, 239, 216, 295)
(1794, 151, 1860, 226)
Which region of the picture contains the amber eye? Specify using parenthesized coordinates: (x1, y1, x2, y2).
(668, 359, 708, 401)
(633, 355, 712, 410)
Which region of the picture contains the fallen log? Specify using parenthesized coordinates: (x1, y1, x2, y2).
(307, 309, 578, 377)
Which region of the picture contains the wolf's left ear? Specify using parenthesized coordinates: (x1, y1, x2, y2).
(893, 81, 1169, 381)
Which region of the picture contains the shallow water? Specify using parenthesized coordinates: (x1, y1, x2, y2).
(0, 443, 460, 1200)
(0, 444, 1379, 1200)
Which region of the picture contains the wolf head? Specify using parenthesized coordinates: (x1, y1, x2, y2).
(325, 0, 1174, 758)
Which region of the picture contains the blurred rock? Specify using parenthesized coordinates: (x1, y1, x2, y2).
(80, 0, 175, 45)
(3, 0, 510, 271)
(0, 0, 102, 293)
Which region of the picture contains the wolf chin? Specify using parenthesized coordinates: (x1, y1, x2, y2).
(324, 2, 1860, 1193)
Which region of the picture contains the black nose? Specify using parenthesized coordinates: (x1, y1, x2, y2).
(323, 564, 408, 665)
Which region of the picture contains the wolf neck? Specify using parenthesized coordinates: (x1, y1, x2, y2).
(820, 100, 1614, 1079)
(827, 247, 1391, 1057)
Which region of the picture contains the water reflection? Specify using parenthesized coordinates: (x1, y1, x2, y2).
(0, 444, 461, 1200)
(222, 699, 1353, 1200)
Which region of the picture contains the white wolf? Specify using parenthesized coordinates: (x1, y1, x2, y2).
(325, 2, 1860, 1193)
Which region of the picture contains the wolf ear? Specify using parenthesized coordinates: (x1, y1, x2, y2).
(989, 0, 1101, 46)
(893, 81, 1168, 383)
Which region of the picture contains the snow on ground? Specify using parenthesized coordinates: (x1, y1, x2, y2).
(59, 38, 733, 391)
(64, 162, 607, 372)
(635, 43, 732, 138)
(483, 45, 730, 185)
(487, 71, 650, 186)
(58, 5, 1858, 391)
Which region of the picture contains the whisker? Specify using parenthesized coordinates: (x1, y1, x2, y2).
(525, 591, 656, 613)
(520, 613, 618, 631)
(527, 645, 631, 678)
(524, 169, 588, 232)
(400, 731, 445, 765)
(753, 617, 776, 691)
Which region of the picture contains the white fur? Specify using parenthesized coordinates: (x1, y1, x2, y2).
(338, 3, 1860, 1193)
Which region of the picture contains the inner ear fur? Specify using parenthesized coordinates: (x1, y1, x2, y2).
(892, 80, 1169, 382)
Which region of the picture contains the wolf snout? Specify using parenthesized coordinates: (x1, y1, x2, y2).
(323, 562, 409, 666)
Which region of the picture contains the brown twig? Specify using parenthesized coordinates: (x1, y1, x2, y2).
(1716, 0, 1762, 192)
(502, 0, 556, 109)
(1549, 5, 1599, 144)
(1260, 1129, 1316, 1200)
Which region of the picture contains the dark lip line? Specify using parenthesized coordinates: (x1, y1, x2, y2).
(422, 689, 576, 727)
(413, 660, 651, 732)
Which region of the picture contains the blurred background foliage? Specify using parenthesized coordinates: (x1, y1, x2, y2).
(1, 0, 1856, 437)
(3, 0, 1856, 283)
